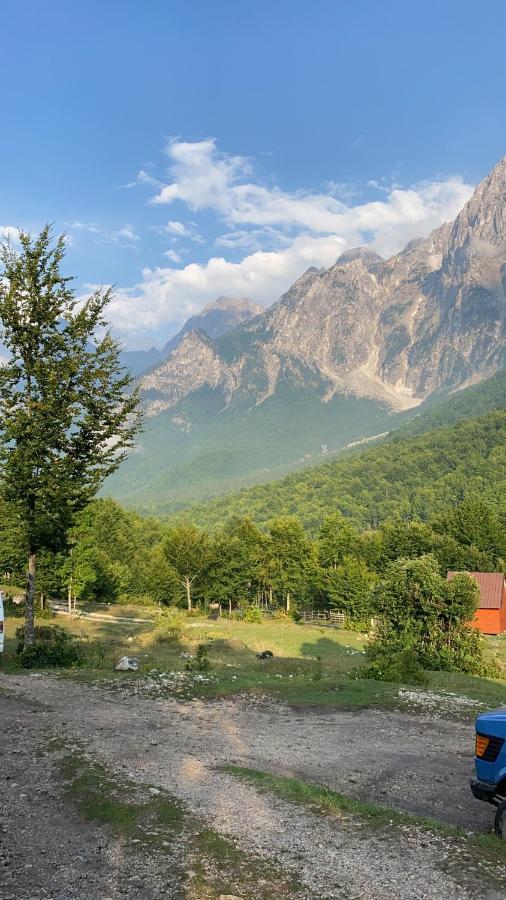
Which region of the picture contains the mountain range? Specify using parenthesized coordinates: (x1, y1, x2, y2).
(119, 296, 262, 376)
(106, 156, 506, 514)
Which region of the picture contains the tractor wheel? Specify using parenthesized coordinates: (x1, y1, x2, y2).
(494, 801, 506, 839)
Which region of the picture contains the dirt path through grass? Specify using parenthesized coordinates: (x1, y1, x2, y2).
(2, 673, 505, 899)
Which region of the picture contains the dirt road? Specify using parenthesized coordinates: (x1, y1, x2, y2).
(2, 673, 505, 899)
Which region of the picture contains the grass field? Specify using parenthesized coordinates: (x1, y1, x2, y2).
(3, 606, 506, 717)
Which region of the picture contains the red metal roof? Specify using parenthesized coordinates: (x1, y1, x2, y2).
(447, 572, 506, 609)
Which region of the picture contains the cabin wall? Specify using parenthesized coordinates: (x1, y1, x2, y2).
(500, 593, 506, 633)
(473, 608, 502, 635)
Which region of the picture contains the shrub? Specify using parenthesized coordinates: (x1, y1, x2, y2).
(361, 647, 428, 686)
(15, 625, 83, 669)
(244, 605, 263, 623)
(271, 608, 291, 621)
(4, 593, 24, 618)
(153, 607, 186, 643)
(367, 556, 491, 676)
(186, 644, 210, 672)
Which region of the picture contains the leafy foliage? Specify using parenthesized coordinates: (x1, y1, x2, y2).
(186, 644, 211, 672)
(0, 227, 141, 641)
(365, 556, 494, 679)
(153, 607, 186, 643)
(15, 624, 83, 668)
(183, 411, 506, 535)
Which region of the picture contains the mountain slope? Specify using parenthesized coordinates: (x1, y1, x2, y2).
(161, 296, 263, 358)
(141, 156, 505, 417)
(118, 296, 262, 378)
(182, 408, 506, 533)
(107, 157, 506, 511)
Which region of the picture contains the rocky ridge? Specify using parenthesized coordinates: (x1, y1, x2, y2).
(141, 157, 506, 416)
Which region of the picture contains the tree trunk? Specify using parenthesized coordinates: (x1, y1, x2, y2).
(25, 551, 36, 645)
(286, 592, 291, 612)
(184, 576, 192, 611)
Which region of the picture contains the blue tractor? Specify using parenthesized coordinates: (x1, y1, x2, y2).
(471, 707, 506, 837)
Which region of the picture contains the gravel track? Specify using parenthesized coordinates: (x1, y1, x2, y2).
(2, 673, 505, 899)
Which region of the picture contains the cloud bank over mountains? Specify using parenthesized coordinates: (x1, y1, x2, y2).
(109, 139, 473, 346)
(3, 141, 475, 348)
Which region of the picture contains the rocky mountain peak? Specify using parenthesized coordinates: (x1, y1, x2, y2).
(336, 246, 384, 271)
(161, 295, 263, 358)
(200, 296, 262, 315)
(443, 156, 506, 277)
(140, 156, 506, 418)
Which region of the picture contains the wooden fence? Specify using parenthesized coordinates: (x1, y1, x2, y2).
(300, 610, 346, 628)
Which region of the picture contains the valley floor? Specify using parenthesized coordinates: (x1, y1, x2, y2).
(2, 673, 506, 899)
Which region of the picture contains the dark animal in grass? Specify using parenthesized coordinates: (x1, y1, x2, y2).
(256, 650, 274, 660)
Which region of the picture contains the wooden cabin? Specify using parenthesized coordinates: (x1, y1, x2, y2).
(447, 572, 506, 635)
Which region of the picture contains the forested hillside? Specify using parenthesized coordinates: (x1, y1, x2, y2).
(394, 370, 506, 439)
(183, 410, 506, 533)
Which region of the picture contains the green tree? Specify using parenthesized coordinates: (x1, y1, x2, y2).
(433, 498, 505, 565)
(325, 556, 376, 624)
(318, 512, 361, 568)
(136, 544, 181, 606)
(266, 516, 316, 610)
(163, 522, 210, 610)
(0, 226, 141, 642)
(205, 517, 264, 607)
(368, 555, 488, 676)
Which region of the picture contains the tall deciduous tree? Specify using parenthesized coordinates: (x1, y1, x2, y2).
(163, 522, 210, 610)
(0, 226, 141, 643)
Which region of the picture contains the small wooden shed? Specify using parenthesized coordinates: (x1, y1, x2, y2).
(447, 572, 506, 635)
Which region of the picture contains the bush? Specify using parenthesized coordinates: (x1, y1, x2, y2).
(244, 605, 263, 623)
(153, 607, 186, 643)
(4, 594, 24, 618)
(15, 625, 83, 669)
(361, 647, 428, 686)
(186, 644, 210, 672)
(271, 608, 291, 621)
(367, 556, 492, 677)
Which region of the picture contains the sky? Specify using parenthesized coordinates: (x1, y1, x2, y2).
(1, 0, 505, 349)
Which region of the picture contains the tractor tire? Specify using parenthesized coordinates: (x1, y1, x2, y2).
(494, 801, 506, 839)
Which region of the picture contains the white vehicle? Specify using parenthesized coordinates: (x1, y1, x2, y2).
(0, 590, 4, 653)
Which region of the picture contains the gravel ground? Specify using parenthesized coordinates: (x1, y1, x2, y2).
(2, 673, 506, 899)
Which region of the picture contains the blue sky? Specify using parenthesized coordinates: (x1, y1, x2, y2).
(1, 0, 505, 347)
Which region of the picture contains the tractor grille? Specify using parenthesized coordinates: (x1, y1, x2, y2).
(477, 733, 505, 763)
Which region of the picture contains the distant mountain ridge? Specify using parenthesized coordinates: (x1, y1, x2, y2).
(140, 156, 506, 417)
(106, 156, 506, 512)
(119, 296, 262, 377)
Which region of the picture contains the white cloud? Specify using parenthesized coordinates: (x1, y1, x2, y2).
(151, 138, 471, 236)
(107, 139, 474, 346)
(0, 225, 21, 243)
(69, 220, 102, 234)
(124, 168, 164, 190)
(115, 224, 140, 243)
(162, 220, 204, 243)
(164, 249, 182, 263)
(68, 221, 140, 245)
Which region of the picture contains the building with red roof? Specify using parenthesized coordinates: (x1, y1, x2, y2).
(447, 572, 506, 635)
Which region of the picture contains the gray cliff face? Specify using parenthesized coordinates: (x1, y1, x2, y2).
(161, 296, 263, 357)
(141, 158, 506, 416)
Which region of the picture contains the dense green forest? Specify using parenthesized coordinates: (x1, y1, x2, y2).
(1, 377, 504, 616)
(393, 370, 506, 438)
(104, 370, 506, 517)
(1, 492, 504, 620)
(181, 410, 506, 533)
